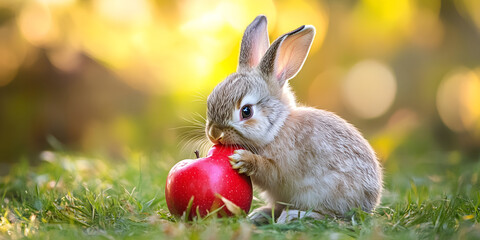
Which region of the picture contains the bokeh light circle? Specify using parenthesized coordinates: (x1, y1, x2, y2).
(436, 68, 480, 132)
(342, 60, 397, 119)
(17, 2, 53, 46)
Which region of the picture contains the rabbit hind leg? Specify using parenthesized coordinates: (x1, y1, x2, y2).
(276, 210, 324, 224)
(247, 204, 284, 226)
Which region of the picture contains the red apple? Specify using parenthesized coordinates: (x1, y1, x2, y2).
(165, 145, 253, 220)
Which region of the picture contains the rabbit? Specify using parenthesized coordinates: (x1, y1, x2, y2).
(204, 15, 383, 224)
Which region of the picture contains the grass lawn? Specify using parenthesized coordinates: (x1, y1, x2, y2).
(1, 135, 480, 239)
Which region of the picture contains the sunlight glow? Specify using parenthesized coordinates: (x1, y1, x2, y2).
(349, 0, 415, 54)
(11, 0, 329, 94)
(179, 0, 276, 32)
(47, 46, 82, 72)
(0, 25, 27, 87)
(94, 0, 151, 25)
(436, 68, 480, 132)
(342, 60, 397, 119)
(37, 0, 75, 6)
(17, 2, 53, 46)
(274, 0, 328, 52)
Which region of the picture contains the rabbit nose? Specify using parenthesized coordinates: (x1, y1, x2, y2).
(208, 125, 224, 144)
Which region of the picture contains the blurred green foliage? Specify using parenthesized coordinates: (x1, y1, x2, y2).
(0, 0, 480, 174)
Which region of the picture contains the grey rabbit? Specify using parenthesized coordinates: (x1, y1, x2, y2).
(205, 15, 383, 224)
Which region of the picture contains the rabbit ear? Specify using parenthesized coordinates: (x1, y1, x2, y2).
(259, 25, 315, 88)
(238, 15, 270, 71)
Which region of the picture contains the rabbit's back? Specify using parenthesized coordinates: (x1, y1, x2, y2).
(256, 107, 383, 216)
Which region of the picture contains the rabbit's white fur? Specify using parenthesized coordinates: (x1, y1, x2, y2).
(205, 15, 382, 224)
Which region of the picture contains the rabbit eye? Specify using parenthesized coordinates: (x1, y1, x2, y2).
(240, 105, 253, 120)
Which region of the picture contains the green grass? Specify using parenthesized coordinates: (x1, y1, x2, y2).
(1, 144, 480, 239)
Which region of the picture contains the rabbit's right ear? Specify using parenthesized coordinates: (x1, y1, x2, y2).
(237, 15, 270, 72)
(258, 25, 315, 88)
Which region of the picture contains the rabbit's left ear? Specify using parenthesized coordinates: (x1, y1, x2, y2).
(238, 15, 270, 71)
(259, 25, 315, 88)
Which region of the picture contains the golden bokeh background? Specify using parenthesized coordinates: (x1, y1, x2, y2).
(1, 0, 480, 171)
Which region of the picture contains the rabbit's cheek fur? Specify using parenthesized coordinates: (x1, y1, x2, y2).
(217, 128, 238, 145)
(243, 118, 257, 127)
(232, 102, 288, 148)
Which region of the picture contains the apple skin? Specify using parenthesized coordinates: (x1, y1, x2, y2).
(165, 145, 253, 219)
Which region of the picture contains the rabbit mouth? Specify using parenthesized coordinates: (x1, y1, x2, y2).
(215, 136, 246, 150)
(207, 132, 240, 147)
(206, 124, 257, 152)
(226, 140, 260, 154)
(223, 143, 245, 149)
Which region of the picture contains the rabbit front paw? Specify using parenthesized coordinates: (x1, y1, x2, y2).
(229, 150, 257, 176)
